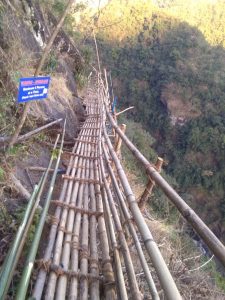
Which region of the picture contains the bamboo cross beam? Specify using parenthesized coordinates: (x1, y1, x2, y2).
(62, 175, 100, 185)
(116, 106, 134, 117)
(138, 157, 163, 211)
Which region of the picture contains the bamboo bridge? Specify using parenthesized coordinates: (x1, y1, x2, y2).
(1, 73, 225, 300)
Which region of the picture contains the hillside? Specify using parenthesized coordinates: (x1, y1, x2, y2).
(1, 0, 225, 298)
(76, 0, 225, 245)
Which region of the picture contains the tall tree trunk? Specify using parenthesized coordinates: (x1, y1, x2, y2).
(8, 0, 76, 150)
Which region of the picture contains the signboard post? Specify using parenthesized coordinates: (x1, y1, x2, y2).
(17, 76, 51, 103)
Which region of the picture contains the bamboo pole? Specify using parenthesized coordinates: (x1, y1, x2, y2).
(95, 142, 116, 298)
(0, 134, 60, 299)
(89, 154, 100, 300)
(79, 152, 91, 300)
(116, 106, 134, 117)
(103, 125, 182, 300)
(0, 118, 63, 147)
(67, 129, 94, 299)
(105, 108, 225, 269)
(101, 187, 128, 300)
(102, 143, 159, 300)
(0, 186, 39, 299)
(114, 123, 126, 156)
(16, 123, 66, 300)
(45, 128, 91, 299)
(138, 157, 163, 211)
(99, 153, 142, 300)
(32, 126, 87, 299)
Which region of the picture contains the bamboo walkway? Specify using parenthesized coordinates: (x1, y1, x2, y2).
(2, 74, 225, 299)
(31, 83, 167, 300)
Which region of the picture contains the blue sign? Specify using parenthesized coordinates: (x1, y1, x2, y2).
(18, 76, 51, 103)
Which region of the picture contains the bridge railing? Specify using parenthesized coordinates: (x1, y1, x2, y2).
(101, 70, 225, 270)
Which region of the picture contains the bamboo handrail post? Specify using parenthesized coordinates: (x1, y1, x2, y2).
(139, 157, 163, 211)
(114, 123, 126, 157)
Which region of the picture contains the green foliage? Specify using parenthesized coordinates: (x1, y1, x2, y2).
(44, 52, 58, 74)
(7, 144, 27, 157)
(0, 166, 5, 181)
(75, 73, 88, 89)
(0, 92, 15, 134)
(14, 206, 41, 249)
(74, 45, 93, 89)
(84, 0, 225, 245)
(120, 117, 157, 181)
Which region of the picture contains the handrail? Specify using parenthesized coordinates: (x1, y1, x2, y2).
(105, 106, 225, 268)
(102, 125, 182, 300)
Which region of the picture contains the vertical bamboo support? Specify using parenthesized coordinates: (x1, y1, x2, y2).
(138, 157, 163, 211)
(114, 124, 126, 157)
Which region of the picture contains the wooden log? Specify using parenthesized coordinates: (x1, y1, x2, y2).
(9, 173, 31, 200)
